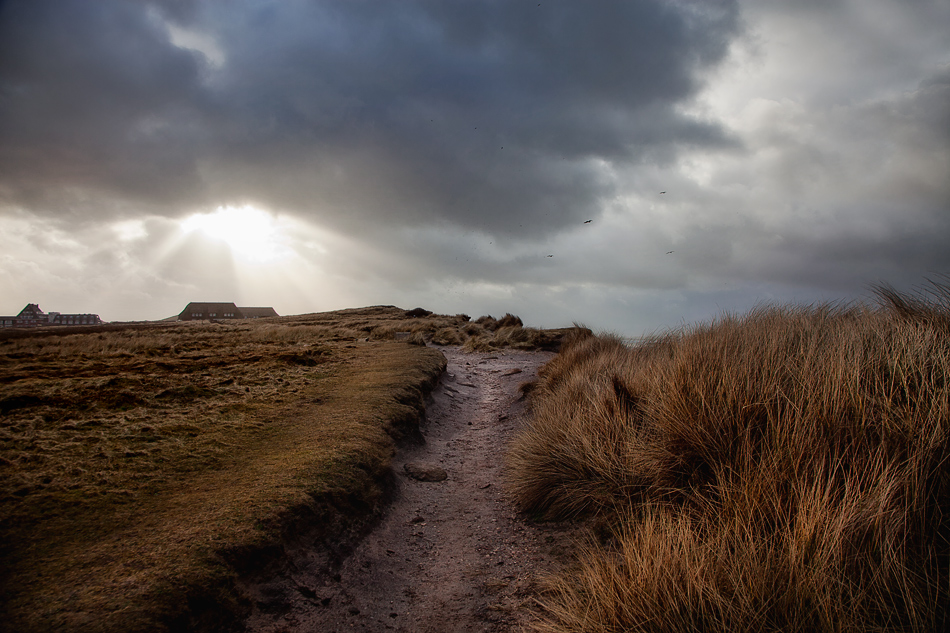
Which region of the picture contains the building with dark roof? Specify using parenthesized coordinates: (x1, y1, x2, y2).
(177, 302, 244, 321)
(0, 304, 103, 328)
(238, 307, 279, 319)
(177, 302, 279, 321)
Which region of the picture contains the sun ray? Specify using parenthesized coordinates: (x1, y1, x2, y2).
(180, 205, 287, 263)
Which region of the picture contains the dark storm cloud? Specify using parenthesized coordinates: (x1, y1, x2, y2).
(0, 0, 210, 211)
(754, 65, 950, 291)
(0, 0, 741, 233)
(202, 0, 741, 234)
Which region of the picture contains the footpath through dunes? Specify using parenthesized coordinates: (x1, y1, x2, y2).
(244, 346, 570, 633)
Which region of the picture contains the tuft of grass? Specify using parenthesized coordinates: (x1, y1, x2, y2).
(462, 334, 495, 352)
(509, 286, 950, 632)
(430, 327, 465, 346)
(285, 304, 575, 351)
(460, 323, 581, 353)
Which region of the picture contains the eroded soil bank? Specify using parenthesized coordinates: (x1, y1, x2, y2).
(243, 346, 572, 632)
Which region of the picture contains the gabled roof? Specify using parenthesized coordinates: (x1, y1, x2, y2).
(239, 307, 279, 318)
(18, 303, 45, 317)
(178, 302, 242, 318)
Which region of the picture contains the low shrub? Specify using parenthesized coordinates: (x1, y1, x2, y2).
(496, 313, 524, 329)
(462, 323, 485, 337)
(461, 335, 494, 353)
(430, 328, 464, 346)
(406, 331, 428, 346)
(475, 315, 497, 330)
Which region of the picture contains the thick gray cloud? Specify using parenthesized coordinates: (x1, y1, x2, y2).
(201, 1, 740, 235)
(0, 0, 740, 235)
(692, 63, 950, 294)
(0, 1, 210, 211)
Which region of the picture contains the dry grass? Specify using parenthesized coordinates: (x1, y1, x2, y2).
(275, 304, 567, 351)
(279, 304, 574, 352)
(0, 303, 575, 632)
(508, 285, 950, 632)
(461, 322, 577, 353)
(0, 308, 447, 633)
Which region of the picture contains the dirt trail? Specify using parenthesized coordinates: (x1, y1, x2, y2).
(244, 346, 568, 633)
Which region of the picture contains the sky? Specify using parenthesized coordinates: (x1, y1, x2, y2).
(0, 0, 948, 336)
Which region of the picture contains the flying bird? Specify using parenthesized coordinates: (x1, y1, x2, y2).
(547, 255, 553, 257)
(666, 251, 674, 254)
(660, 191, 666, 194)
(584, 220, 592, 224)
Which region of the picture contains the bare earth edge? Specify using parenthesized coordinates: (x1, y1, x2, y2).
(238, 346, 575, 633)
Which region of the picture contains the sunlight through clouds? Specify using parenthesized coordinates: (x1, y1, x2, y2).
(112, 219, 148, 242)
(179, 205, 290, 263)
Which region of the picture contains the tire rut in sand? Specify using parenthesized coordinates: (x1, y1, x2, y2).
(243, 346, 570, 633)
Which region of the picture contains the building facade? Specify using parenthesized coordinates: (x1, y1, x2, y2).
(176, 303, 279, 321)
(178, 302, 244, 321)
(0, 304, 103, 328)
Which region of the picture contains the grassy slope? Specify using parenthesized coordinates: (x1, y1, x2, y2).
(508, 289, 950, 632)
(0, 308, 450, 632)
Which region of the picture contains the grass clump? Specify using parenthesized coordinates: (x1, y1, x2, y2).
(430, 327, 465, 346)
(461, 316, 576, 353)
(282, 304, 573, 351)
(508, 284, 950, 632)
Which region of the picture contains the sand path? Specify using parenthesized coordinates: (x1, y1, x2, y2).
(244, 346, 566, 633)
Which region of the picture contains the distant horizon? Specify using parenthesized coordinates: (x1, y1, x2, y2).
(2, 283, 927, 340)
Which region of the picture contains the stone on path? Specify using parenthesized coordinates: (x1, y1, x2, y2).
(404, 462, 448, 482)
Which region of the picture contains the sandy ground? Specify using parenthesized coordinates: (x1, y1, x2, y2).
(243, 346, 572, 633)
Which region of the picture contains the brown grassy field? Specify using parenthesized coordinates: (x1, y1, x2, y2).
(0, 304, 568, 633)
(507, 285, 950, 632)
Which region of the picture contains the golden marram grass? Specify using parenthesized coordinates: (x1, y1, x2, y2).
(507, 283, 950, 632)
